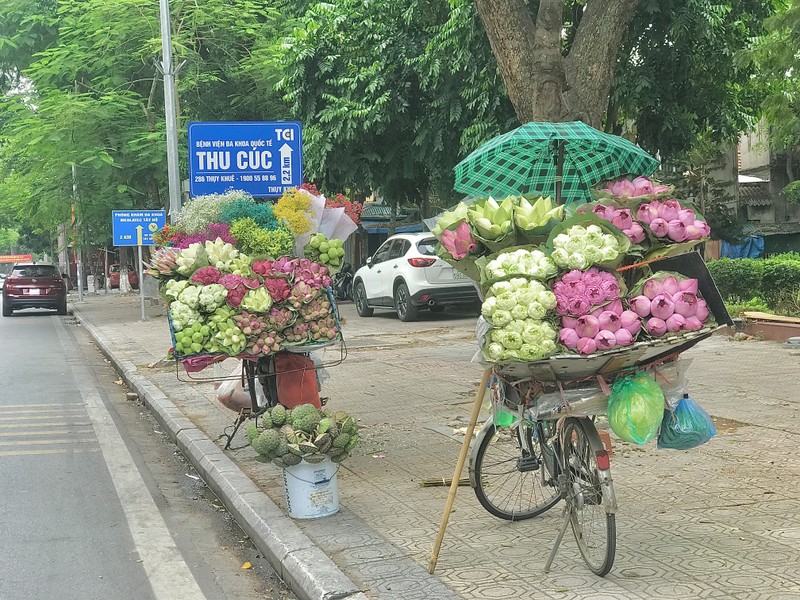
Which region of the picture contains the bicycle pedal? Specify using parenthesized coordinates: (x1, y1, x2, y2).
(516, 456, 541, 472)
(320, 396, 329, 406)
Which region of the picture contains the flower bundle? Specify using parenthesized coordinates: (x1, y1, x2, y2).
(439, 221, 477, 260)
(466, 196, 515, 244)
(601, 176, 672, 198)
(480, 247, 557, 283)
(549, 222, 626, 270)
(158, 237, 339, 359)
(636, 199, 710, 243)
(553, 268, 621, 317)
(581, 204, 647, 245)
(628, 272, 710, 336)
(559, 300, 642, 355)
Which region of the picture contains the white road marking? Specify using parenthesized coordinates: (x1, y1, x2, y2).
(54, 318, 207, 600)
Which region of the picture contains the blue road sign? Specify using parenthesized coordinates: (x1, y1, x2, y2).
(188, 121, 303, 198)
(112, 210, 166, 246)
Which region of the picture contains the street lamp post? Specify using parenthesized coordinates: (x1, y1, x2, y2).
(159, 0, 182, 224)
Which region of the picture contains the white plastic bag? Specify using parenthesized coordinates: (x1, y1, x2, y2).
(215, 360, 266, 411)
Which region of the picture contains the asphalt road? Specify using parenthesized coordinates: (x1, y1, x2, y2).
(0, 305, 295, 600)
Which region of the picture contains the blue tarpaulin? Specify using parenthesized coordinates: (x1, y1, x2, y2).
(721, 235, 765, 259)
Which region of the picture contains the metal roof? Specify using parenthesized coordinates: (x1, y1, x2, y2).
(740, 184, 772, 207)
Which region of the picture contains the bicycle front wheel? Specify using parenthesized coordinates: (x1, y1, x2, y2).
(562, 418, 616, 576)
(471, 420, 560, 521)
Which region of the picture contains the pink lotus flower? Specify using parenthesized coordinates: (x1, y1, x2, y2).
(595, 330, 617, 350)
(561, 270, 584, 284)
(601, 279, 621, 300)
(649, 217, 669, 238)
(559, 328, 580, 349)
(576, 315, 601, 338)
(629, 295, 652, 318)
(673, 291, 698, 317)
(697, 220, 711, 237)
(565, 280, 587, 298)
(577, 337, 598, 355)
(642, 278, 663, 300)
(191, 266, 222, 285)
(598, 311, 622, 333)
(684, 224, 703, 241)
(632, 176, 654, 195)
(662, 275, 680, 296)
(660, 199, 681, 222)
(440, 221, 476, 260)
(562, 316, 578, 329)
(605, 179, 637, 196)
(567, 297, 592, 316)
(646, 317, 667, 336)
(679, 278, 699, 294)
(586, 286, 605, 306)
(264, 277, 291, 302)
(684, 316, 703, 331)
(637, 202, 660, 225)
(620, 310, 642, 334)
(665, 313, 686, 333)
(624, 222, 647, 244)
(611, 208, 633, 231)
(615, 328, 634, 346)
(650, 294, 676, 320)
(678, 209, 695, 226)
(593, 204, 615, 220)
(603, 299, 624, 315)
(582, 268, 604, 289)
(667, 220, 687, 242)
(695, 299, 710, 322)
(653, 183, 672, 194)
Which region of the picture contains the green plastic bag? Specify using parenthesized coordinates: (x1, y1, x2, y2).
(657, 394, 717, 450)
(607, 372, 665, 445)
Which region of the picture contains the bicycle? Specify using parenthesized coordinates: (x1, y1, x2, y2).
(470, 373, 617, 576)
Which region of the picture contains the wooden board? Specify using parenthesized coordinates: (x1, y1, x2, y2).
(742, 311, 800, 324)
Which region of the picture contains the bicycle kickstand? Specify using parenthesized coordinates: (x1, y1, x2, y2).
(543, 500, 572, 573)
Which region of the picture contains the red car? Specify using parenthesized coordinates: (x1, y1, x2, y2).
(108, 264, 139, 289)
(2, 263, 68, 316)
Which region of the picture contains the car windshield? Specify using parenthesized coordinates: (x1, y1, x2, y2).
(417, 239, 438, 256)
(11, 265, 60, 278)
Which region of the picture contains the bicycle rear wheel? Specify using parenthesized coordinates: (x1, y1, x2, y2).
(470, 420, 560, 521)
(561, 417, 616, 576)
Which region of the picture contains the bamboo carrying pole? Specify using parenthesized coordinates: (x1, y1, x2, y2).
(428, 367, 491, 574)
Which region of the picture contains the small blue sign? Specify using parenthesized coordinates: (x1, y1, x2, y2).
(188, 121, 303, 198)
(112, 210, 166, 246)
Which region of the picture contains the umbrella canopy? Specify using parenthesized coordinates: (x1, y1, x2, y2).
(454, 121, 659, 204)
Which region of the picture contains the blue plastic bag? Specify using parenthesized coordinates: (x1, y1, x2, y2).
(657, 394, 717, 450)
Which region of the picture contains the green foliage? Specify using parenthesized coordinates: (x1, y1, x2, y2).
(706, 257, 765, 300)
(613, 0, 774, 159)
(782, 180, 800, 204)
(724, 297, 770, 317)
(708, 253, 800, 316)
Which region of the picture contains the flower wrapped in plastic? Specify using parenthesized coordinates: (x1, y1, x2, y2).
(466, 196, 516, 251)
(513, 195, 564, 243)
(546, 214, 630, 271)
(477, 246, 557, 286)
(591, 176, 674, 206)
(174, 242, 209, 277)
(482, 319, 558, 363)
(628, 271, 711, 337)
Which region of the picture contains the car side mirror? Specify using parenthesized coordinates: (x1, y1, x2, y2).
(366, 257, 373, 267)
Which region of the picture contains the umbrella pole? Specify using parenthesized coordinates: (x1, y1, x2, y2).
(555, 139, 565, 205)
(428, 367, 491, 574)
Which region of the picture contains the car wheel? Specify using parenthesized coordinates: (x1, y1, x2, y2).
(394, 282, 418, 322)
(2, 302, 11, 317)
(354, 282, 374, 317)
(57, 299, 67, 316)
(429, 305, 445, 313)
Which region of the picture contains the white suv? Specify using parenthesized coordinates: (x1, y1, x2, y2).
(353, 232, 480, 321)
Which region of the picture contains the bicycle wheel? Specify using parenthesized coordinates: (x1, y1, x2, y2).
(561, 418, 616, 576)
(471, 420, 560, 521)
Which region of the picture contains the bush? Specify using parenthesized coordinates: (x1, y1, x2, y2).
(724, 297, 770, 318)
(761, 254, 800, 314)
(706, 258, 764, 300)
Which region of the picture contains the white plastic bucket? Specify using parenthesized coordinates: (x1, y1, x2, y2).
(282, 458, 339, 519)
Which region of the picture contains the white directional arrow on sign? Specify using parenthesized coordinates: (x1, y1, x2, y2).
(279, 143, 293, 185)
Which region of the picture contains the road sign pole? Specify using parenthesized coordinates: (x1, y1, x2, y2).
(138, 244, 146, 321)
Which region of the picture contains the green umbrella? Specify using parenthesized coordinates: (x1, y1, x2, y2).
(454, 121, 659, 205)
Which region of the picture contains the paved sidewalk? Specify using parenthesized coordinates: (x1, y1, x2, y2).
(69, 291, 800, 600)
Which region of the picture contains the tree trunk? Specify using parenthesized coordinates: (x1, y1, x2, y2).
(474, 0, 565, 122)
(474, 0, 639, 126)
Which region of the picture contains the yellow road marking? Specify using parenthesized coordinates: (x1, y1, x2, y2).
(0, 448, 101, 457)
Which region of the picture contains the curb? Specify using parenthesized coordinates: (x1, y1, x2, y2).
(71, 306, 369, 600)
